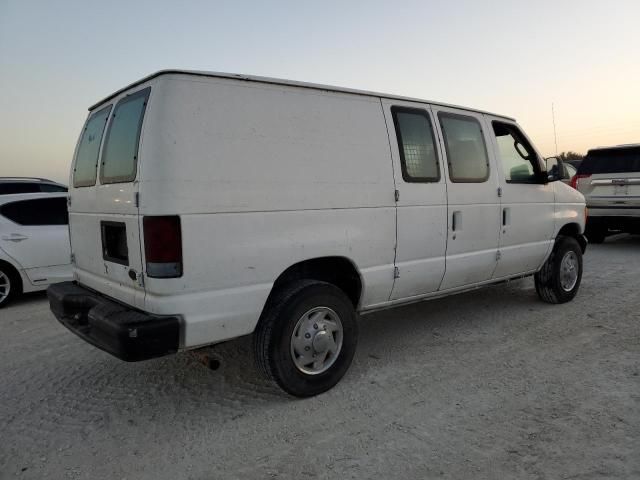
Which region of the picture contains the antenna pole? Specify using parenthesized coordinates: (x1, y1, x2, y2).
(552, 102, 559, 155)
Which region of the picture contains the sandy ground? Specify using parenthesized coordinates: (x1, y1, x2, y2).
(1, 235, 639, 479)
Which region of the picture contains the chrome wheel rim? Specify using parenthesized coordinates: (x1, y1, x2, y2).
(290, 306, 343, 375)
(560, 251, 579, 292)
(0, 271, 10, 304)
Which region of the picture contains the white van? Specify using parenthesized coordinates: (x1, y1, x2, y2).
(49, 70, 587, 397)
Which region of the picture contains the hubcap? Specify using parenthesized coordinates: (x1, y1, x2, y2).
(0, 271, 10, 304)
(560, 251, 579, 292)
(290, 306, 343, 375)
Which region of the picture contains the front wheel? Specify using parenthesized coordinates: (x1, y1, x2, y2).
(535, 236, 583, 304)
(254, 280, 358, 397)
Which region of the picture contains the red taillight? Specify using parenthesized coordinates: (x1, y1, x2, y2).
(570, 173, 590, 189)
(143, 216, 182, 278)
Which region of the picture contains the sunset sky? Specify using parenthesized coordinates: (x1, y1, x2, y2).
(1, 0, 639, 184)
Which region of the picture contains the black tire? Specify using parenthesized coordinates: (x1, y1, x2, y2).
(535, 236, 583, 304)
(254, 280, 358, 397)
(0, 263, 20, 308)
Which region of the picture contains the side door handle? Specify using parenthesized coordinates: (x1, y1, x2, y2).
(502, 207, 510, 227)
(1, 234, 28, 242)
(452, 211, 462, 232)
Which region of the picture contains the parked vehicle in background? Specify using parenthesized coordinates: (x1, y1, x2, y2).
(562, 163, 577, 186)
(0, 177, 68, 195)
(573, 144, 640, 243)
(0, 193, 72, 307)
(565, 159, 583, 170)
(49, 70, 587, 397)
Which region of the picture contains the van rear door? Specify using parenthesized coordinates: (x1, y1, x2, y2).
(69, 87, 151, 309)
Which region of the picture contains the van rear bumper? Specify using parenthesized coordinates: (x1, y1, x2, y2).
(47, 282, 180, 362)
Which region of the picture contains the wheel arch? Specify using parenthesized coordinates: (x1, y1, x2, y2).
(557, 222, 587, 253)
(264, 256, 364, 312)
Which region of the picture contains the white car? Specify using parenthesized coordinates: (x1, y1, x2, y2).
(0, 192, 73, 307)
(49, 70, 587, 397)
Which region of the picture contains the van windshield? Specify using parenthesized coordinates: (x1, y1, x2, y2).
(100, 87, 150, 184)
(578, 147, 640, 175)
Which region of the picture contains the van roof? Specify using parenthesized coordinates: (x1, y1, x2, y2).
(90, 69, 516, 121)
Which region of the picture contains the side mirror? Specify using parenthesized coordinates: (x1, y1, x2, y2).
(545, 156, 564, 182)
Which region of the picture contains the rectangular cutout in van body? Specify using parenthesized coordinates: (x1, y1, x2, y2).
(101, 221, 129, 265)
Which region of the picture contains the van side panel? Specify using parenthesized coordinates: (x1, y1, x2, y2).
(139, 76, 396, 348)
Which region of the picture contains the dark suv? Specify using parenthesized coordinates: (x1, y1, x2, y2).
(573, 144, 640, 242)
(0, 178, 68, 195)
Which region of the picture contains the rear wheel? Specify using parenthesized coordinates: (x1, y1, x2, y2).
(535, 236, 583, 304)
(254, 280, 358, 397)
(0, 265, 20, 308)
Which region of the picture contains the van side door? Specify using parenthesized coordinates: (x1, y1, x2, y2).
(381, 100, 447, 300)
(432, 107, 501, 290)
(486, 117, 555, 277)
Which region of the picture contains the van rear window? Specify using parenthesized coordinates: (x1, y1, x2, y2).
(73, 105, 111, 187)
(100, 87, 150, 184)
(578, 147, 640, 175)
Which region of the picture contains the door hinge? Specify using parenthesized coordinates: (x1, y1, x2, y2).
(134, 192, 140, 207)
(393, 266, 400, 279)
(394, 189, 400, 202)
(70, 253, 75, 264)
(496, 250, 502, 261)
(497, 187, 503, 197)
(67, 196, 72, 207)
(137, 273, 145, 288)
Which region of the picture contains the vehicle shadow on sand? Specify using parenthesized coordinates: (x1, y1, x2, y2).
(37, 275, 541, 413)
(12, 236, 621, 435)
(596, 232, 640, 249)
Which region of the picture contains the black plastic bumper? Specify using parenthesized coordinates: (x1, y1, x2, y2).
(47, 282, 180, 362)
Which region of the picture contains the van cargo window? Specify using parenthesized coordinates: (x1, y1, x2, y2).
(438, 113, 490, 183)
(391, 107, 440, 182)
(73, 105, 111, 187)
(100, 87, 150, 184)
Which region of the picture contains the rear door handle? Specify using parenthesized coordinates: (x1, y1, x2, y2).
(1, 234, 28, 242)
